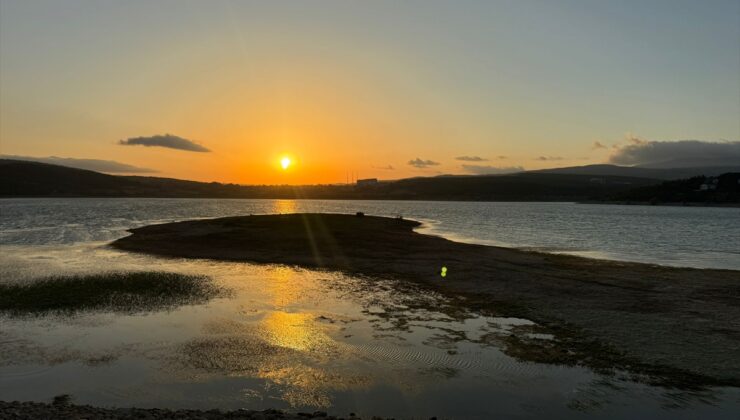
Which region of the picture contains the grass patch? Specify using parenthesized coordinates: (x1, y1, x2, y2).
(0, 272, 227, 315)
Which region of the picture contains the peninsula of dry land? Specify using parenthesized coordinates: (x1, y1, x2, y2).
(111, 213, 740, 389)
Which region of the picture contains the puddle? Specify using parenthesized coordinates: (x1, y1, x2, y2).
(1, 244, 739, 419)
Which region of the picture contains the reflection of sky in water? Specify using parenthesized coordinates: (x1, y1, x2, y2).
(1, 243, 739, 419)
(1, 199, 739, 418)
(1, 198, 739, 269)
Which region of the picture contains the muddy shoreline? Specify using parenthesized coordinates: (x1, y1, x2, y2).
(110, 213, 740, 389)
(0, 399, 363, 419)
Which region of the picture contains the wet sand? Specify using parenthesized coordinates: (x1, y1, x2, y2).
(111, 213, 740, 388)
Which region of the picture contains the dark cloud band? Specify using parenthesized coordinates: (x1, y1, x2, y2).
(609, 138, 740, 168)
(455, 156, 488, 162)
(119, 134, 210, 152)
(408, 158, 440, 168)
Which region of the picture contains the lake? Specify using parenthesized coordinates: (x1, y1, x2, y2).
(1, 198, 739, 419)
(1, 198, 738, 269)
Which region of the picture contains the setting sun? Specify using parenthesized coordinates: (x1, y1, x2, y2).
(1, 3, 739, 418)
(280, 157, 291, 170)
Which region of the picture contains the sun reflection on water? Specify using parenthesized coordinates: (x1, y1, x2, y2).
(273, 199, 298, 214)
(2, 241, 733, 416)
(260, 312, 320, 352)
(265, 266, 307, 308)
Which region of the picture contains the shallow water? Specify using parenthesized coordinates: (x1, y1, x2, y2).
(1, 198, 739, 418)
(2, 244, 739, 418)
(1, 198, 738, 269)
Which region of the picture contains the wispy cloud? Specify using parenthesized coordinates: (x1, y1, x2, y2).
(455, 155, 488, 162)
(408, 158, 440, 168)
(1, 155, 157, 174)
(119, 134, 210, 152)
(372, 164, 395, 170)
(462, 164, 524, 175)
(536, 156, 564, 161)
(609, 137, 740, 168)
(592, 141, 607, 150)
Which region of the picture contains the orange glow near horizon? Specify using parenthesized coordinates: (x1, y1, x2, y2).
(1, 2, 738, 187)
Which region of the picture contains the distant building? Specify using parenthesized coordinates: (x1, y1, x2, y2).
(356, 178, 379, 187)
(699, 177, 719, 191)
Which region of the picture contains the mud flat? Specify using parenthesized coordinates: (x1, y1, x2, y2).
(0, 399, 357, 419)
(111, 213, 740, 389)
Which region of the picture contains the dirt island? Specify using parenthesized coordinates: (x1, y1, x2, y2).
(111, 213, 740, 389)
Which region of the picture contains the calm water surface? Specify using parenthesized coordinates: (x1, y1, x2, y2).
(1, 198, 739, 419)
(1, 198, 738, 269)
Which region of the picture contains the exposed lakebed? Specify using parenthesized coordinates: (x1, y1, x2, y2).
(1, 200, 739, 419)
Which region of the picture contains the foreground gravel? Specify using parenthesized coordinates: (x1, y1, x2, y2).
(0, 400, 393, 420)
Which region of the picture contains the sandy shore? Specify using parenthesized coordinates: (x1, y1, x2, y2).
(111, 213, 740, 388)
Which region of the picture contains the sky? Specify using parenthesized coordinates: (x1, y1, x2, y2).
(1, 0, 738, 184)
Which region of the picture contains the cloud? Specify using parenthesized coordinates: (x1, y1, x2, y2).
(455, 156, 488, 162)
(462, 165, 524, 175)
(1, 155, 157, 174)
(592, 141, 607, 150)
(497, 155, 508, 159)
(536, 156, 564, 161)
(372, 164, 394, 170)
(408, 158, 440, 168)
(119, 134, 210, 152)
(608, 137, 740, 168)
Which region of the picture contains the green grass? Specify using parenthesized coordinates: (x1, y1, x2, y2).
(0, 271, 226, 315)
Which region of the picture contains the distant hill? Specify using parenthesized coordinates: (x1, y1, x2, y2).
(0, 159, 661, 201)
(610, 173, 740, 204)
(0, 159, 141, 196)
(368, 172, 658, 201)
(0, 160, 258, 198)
(531, 164, 740, 180)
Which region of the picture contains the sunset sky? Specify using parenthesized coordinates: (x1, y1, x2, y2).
(1, 0, 739, 184)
